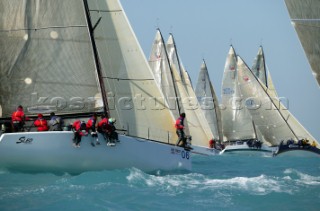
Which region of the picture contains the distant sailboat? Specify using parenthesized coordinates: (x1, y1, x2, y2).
(284, 0, 320, 86)
(165, 34, 219, 155)
(195, 60, 223, 146)
(0, 0, 191, 174)
(236, 55, 320, 155)
(220, 46, 263, 154)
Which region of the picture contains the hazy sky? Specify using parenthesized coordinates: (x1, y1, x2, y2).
(121, 0, 320, 141)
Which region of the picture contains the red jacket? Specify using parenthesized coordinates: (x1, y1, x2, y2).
(34, 118, 49, 131)
(73, 120, 87, 136)
(12, 108, 26, 123)
(98, 117, 108, 128)
(175, 117, 184, 130)
(86, 117, 97, 130)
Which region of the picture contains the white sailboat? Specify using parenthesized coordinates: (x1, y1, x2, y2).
(0, 0, 191, 175)
(236, 56, 320, 156)
(194, 60, 223, 148)
(284, 0, 320, 86)
(220, 46, 264, 154)
(166, 34, 219, 155)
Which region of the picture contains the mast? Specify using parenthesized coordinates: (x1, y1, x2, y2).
(204, 59, 222, 141)
(158, 29, 181, 114)
(169, 33, 185, 84)
(260, 46, 268, 88)
(83, 0, 109, 117)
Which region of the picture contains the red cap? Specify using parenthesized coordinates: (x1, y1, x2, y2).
(38, 114, 43, 118)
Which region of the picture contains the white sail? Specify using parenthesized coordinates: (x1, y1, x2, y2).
(252, 46, 267, 86)
(88, 0, 179, 144)
(195, 60, 222, 141)
(148, 29, 180, 120)
(166, 34, 215, 149)
(221, 46, 255, 142)
(284, 0, 320, 86)
(252, 46, 278, 98)
(237, 56, 319, 146)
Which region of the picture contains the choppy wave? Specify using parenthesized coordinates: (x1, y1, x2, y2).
(1, 156, 320, 211)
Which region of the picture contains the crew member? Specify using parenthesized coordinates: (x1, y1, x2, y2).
(11, 105, 30, 132)
(72, 120, 87, 147)
(34, 114, 49, 132)
(175, 113, 186, 147)
(48, 112, 63, 131)
(87, 113, 99, 146)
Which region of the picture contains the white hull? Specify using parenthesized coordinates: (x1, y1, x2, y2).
(191, 145, 220, 156)
(0, 131, 191, 174)
(220, 142, 277, 156)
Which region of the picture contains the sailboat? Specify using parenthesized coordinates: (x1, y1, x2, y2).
(236, 55, 320, 156)
(165, 34, 219, 155)
(194, 60, 223, 149)
(284, 0, 320, 86)
(220, 46, 264, 154)
(0, 0, 191, 175)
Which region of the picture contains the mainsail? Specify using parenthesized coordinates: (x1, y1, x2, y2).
(195, 60, 222, 141)
(221, 46, 255, 142)
(0, 0, 102, 116)
(284, 0, 320, 86)
(166, 34, 214, 148)
(87, 0, 179, 143)
(237, 56, 319, 146)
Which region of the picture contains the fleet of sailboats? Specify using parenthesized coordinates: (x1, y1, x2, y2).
(0, 0, 318, 175)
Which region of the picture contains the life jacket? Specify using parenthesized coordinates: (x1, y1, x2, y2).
(175, 117, 184, 130)
(34, 118, 49, 131)
(98, 117, 108, 128)
(11, 108, 25, 123)
(86, 117, 96, 130)
(73, 120, 87, 136)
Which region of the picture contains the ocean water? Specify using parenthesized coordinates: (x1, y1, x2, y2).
(0, 154, 319, 211)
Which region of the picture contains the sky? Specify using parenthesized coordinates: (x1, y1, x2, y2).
(121, 0, 320, 141)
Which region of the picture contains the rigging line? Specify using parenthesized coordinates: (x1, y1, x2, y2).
(89, 9, 122, 12)
(103, 76, 154, 81)
(291, 18, 320, 21)
(158, 29, 181, 114)
(0, 25, 86, 32)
